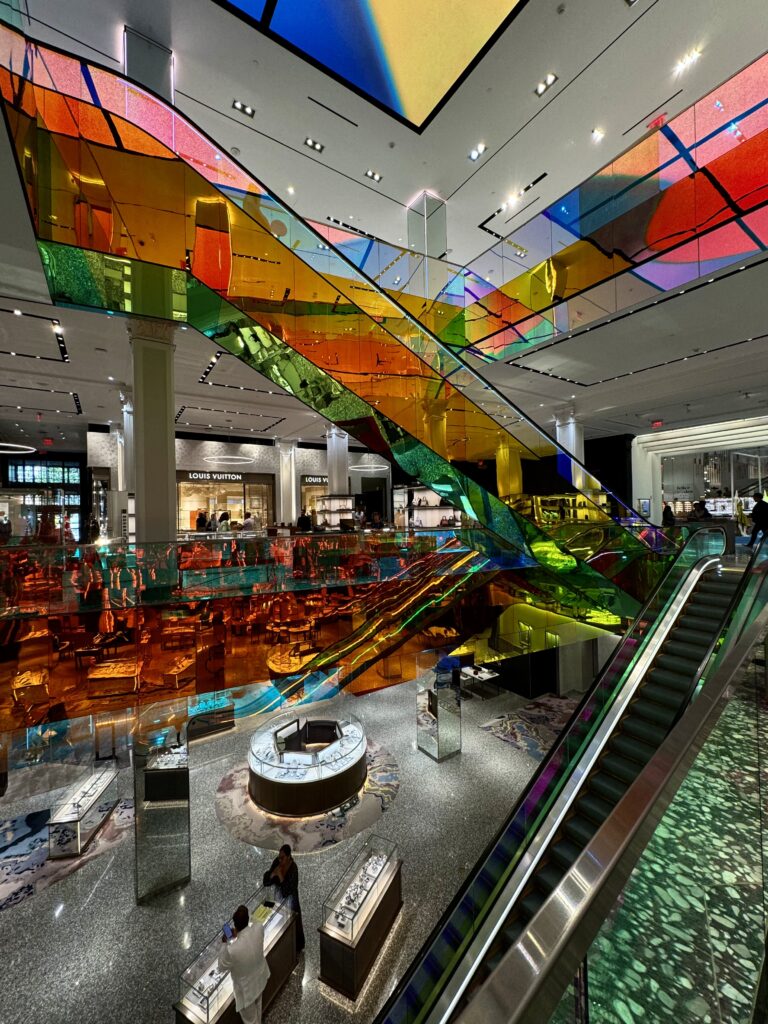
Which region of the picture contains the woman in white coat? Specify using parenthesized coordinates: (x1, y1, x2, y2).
(219, 905, 271, 1024)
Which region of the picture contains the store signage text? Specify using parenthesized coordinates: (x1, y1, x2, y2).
(302, 475, 328, 486)
(184, 471, 243, 482)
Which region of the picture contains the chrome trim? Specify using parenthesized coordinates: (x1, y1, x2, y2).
(457, 566, 768, 1024)
(427, 553, 723, 1024)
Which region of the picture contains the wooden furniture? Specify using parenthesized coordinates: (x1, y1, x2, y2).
(87, 658, 141, 697)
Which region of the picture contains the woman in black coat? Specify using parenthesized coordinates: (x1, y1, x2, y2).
(263, 844, 305, 950)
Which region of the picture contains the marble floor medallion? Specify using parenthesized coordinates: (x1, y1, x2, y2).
(214, 740, 400, 853)
(480, 695, 579, 761)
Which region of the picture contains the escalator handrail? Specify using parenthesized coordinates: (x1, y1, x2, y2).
(671, 531, 768, 727)
(374, 526, 726, 1024)
(458, 551, 768, 1024)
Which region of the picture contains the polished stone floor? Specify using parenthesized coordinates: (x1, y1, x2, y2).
(0, 679, 537, 1024)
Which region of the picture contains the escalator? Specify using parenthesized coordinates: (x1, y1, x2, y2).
(375, 529, 765, 1024)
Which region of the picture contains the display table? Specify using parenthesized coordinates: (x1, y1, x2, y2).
(48, 765, 118, 858)
(319, 835, 402, 1000)
(460, 665, 501, 699)
(87, 658, 141, 697)
(248, 712, 367, 817)
(164, 654, 197, 690)
(175, 892, 297, 1024)
(162, 626, 196, 650)
(11, 668, 49, 708)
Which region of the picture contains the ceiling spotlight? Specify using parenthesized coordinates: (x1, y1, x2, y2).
(287, 186, 295, 195)
(365, 169, 382, 182)
(107, 375, 114, 381)
(535, 72, 558, 96)
(13, 308, 22, 316)
(469, 142, 487, 161)
(591, 127, 605, 142)
(675, 48, 701, 75)
(305, 136, 325, 153)
(232, 99, 255, 117)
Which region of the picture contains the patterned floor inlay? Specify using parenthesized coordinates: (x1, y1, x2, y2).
(479, 694, 579, 760)
(214, 740, 400, 852)
(0, 799, 134, 911)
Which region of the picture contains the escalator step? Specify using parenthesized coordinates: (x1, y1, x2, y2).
(622, 715, 667, 746)
(685, 601, 726, 618)
(501, 918, 525, 950)
(551, 837, 583, 871)
(664, 640, 709, 662)
(690, 593, 731, 608)
(590, 771, 629, 804)
(644, 667, 692, 691)
(642, 682, 686, 710)
(631, 698, 677, 729)
(653, 655, 698, 677)
(600, 753, 638, 784)
(673, 626, 717, 646)
(520, 891, 545, 924)
(578, 793, 614, 825)
(563, 815, 599, 847)
(537, 863, 566, 895)
(685, 613, 725, 632)
(611, 734, 656, 765)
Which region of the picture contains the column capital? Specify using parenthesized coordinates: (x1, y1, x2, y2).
(127, 318, 176, 346)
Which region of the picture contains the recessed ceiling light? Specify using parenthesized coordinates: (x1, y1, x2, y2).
(469, 142, 487, 161)
(287, 186, 295, 195)
(232, 99, 255, 117)
(13, 308, 22, 316)
(535, 72, 558, 96)
(365, 168, 382, 182)
(591, 127, 605, 142)
(305, 136, 325, 153)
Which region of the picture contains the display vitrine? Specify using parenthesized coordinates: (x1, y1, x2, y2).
(175, 888, 297, 1024)
(319, 835, 402, 999)
(48, 765, 119, 858)
(248, 712, 367, 816)
(144, 743, 189, 802)
(417, 685, 461, 761)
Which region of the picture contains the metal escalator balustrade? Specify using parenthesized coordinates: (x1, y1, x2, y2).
(374, 527, 727, 1024)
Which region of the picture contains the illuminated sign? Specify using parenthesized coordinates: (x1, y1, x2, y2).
(301, 475, 328, 486)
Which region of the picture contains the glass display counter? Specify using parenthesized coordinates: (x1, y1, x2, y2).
(48, 765, 118, 858)
(175, 887, 297, 1024)
(319, 835, 402, 999)
(144, 743, 189, 802)
(417, 685, 461, 762)
(248, 711, 367, 816)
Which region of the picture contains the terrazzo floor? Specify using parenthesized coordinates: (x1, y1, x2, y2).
(0, 678, 537, 1024)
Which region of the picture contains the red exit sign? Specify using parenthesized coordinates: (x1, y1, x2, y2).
(651, 419, 664, 429)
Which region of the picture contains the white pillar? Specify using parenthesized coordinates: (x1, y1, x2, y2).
(277, 441, 297, 525)
(632, 440, 663, 523)
(326, 427, 350, 495)
(128, 320, 176, 543)
(556, 413, 585, 491)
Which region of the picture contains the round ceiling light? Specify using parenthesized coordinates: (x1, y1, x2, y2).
(202, 455, 255, 465)
(0, 442, 37, 454)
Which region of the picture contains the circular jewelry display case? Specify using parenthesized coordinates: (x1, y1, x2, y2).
(248, 712, 367, 817)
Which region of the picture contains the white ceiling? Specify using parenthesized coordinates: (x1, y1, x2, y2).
(1, 0, 767, 455)
(16, 0, 768, 266)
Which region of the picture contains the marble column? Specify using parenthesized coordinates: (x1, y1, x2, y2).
(277, 441, 297, 525)
(128, 320, 176, 543)
(326, 427, 350, 495)
(496, 435, 523, 501)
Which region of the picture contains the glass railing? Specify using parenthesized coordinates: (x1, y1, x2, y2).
(549, 566, 768, 1024)
(0, 22, 678, 613)
(375, 526, 727, 1024)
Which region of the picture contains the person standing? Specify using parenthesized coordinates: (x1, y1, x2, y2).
(219, 904, 270, 1024)
(748, 492, 768, 547)
(662, 502, 675, 528)
(196, 509, 208, 531)
(296, 508, 312, 532)
(263, 844, 305, 951)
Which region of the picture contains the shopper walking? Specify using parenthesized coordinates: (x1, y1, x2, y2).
(219, 904, 270, 1024)
(748, 492, 768, 547)
(263, 844, 305, 951)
